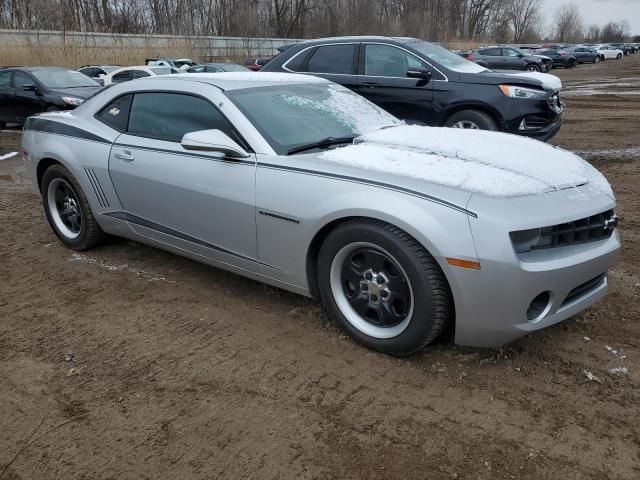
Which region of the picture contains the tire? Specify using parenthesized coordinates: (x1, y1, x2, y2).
(616, 53, 623, 60)
(0, 120, 6, 130)
(317, 219, 452, 356)
(525, 64, 540, 72)
(594, 56, 600, 64)
(445, 110, 497, 131)
(41, 163, 107, 250)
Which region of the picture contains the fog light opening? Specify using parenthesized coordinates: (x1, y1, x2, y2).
(527, 291, 552, 322)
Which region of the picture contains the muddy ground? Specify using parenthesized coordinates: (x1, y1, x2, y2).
(1, 56, 639, 480)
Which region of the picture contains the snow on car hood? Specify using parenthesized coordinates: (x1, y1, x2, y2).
(506, 72, 562, 91)
(320, 125, 612, 198)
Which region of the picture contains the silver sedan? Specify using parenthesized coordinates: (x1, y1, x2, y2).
(21, 73, 620, 355)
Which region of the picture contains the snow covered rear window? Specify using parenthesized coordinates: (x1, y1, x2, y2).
(225, 83, 400, 155)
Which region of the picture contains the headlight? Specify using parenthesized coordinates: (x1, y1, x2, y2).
(499, 85, 546, 99)
(62, 96, 85, 106)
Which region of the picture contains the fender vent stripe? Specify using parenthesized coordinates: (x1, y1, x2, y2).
(24, 118, 110, 144)
(259, 210, 300, 224)
(84, 168, 110, 208)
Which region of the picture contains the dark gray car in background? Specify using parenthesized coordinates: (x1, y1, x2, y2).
(465, 47, 546, 72)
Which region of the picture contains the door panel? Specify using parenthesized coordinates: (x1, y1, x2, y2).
(356, 43, 434, 125)
(12, 71, 44, 120)
(109, 135, 258, 270)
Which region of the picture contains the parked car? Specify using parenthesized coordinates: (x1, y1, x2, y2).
(243, 58, 272, 71)
(145, 58, 196, 69)
(101, 66, 184, 86)
(262, 36, 564, 141)
(21, 73, 619, 354)
(78, 65, 120, 85)
(594, 45, 624, 60)
(0, 67, 103, 128)
(466, 46, 546, 72)
(564, 46, 602, 64)
(187, 63, 250, 73)
(534, 49, 577, 68)
(607, 43, 630, 56)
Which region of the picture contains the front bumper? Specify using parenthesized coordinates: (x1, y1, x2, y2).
(449, 187, 620, 347)
(504, 92, 563, 142)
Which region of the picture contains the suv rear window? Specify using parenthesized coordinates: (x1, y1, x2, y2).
(306, 44, 356, 75)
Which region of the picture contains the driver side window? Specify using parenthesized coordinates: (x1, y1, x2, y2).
(364, 44, 425, 77)
(13, 71, 34, 89)
(503, 49, 520, 57)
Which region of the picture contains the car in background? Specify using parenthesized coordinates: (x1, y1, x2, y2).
(187, 63, 250, 73)
(78, 65, 120, 85)
(243, 58, 272, 71)
(0, 67, 103, 128)
(145, 58, 196, 69)
(568, 46, 604, 63)
(465, 46, 546, 72)
(607, 43, 629, 56)
(21, 73, 619, 354)
(534, 49, 577, 68)
(594, 45, 624, 60)
(262, 36, 564, 141)
(101, 66, 185, 86)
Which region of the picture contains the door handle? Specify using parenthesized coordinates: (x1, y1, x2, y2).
(362, 82, 379, 88)
(114, 151, 135, 162)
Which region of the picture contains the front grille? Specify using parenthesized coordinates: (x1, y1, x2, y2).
(510, 209, 617, 253)
(562, 274, 606, 306)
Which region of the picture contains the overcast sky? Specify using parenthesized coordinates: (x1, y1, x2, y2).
(541, 0, 640, 35)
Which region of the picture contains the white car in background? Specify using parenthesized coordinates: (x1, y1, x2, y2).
(101, 66, 185, 86)
(594, 45, 624, 60)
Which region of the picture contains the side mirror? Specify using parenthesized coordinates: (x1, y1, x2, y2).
(21, 84, 37, 91)
(406, 67, 432, 82)
(181, 129, 250, 158)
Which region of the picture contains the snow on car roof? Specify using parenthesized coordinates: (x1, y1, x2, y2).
(164, 72, 329, 90)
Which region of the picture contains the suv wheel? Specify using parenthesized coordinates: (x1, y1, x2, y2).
(317, 219, 451, 356)
(445, 110, 497, 131)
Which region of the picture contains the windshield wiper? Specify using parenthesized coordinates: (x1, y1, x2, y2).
(287, 135, 356, 155)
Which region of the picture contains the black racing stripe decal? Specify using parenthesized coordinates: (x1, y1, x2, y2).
(103, 211, 282, 271)
(24, 118, 110, 144)
(258, 210, 300, 224)
(258, 162, 477, 218)
(114, 143, 255, 165)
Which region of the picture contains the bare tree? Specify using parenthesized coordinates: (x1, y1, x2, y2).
(506, 0, 541, 42)
(553, 3, 583, 43)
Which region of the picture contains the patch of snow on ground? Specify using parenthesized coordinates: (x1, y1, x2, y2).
(0, 152, 18, 161)
(321, 125, 612, 197)
(508, 72, 562, 91)
(70, 253, 176, 284)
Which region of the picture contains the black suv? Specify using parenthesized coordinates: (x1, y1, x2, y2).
(262, 36, 563, 141)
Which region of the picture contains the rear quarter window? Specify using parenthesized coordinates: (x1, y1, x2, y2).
(95, 94, 133, 132)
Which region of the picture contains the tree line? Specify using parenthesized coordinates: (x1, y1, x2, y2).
(0, 0, 636, 44)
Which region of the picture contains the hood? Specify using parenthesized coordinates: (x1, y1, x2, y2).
(320, 125, 613, 199)
(460, 70, 561, 91)
(49, 86, 104, 99)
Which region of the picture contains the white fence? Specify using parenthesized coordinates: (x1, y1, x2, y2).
(0, 29, 303, 64)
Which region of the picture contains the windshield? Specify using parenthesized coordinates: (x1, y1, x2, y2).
(31, 70, 99, 88)
(226, 83, 400, 155)
(405, 41, 488, 73)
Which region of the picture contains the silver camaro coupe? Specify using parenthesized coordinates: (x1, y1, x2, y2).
(22, 72, 620, 355)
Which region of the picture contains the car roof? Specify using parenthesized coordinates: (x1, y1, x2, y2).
(288, 35, 422, 46)
(9, 66, 75, 72)
(142, 72, 329, 91)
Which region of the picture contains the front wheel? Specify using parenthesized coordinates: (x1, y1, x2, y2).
(41, 163, 107, 250)
(445, 110, 497, 131)
(617, 53, 623, 60)
(525, 64, 540, 72)
(317, 219, 452, 356)
(594, 56, 600, 64)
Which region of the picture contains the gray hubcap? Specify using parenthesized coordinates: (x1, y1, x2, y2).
(451, 120, 480, 129)
(47, 178, 82, 239)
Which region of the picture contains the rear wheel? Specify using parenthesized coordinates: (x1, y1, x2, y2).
(445, 110, 497, 131)
(317, 219, 452, 356)
(41, 163, 107, 250)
